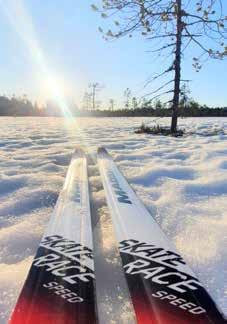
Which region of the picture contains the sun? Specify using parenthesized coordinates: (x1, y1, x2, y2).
(1, 0, 73, 119)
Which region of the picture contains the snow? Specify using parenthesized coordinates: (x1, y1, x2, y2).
(0, 116, 226, 323)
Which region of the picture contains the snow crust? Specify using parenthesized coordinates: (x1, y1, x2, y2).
(0, 117, 226, 323)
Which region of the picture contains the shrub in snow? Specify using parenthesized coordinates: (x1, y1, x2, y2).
(135, 123, 184, 137)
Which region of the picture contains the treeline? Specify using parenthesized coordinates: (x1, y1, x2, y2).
(0, 95, 40, 116)
(91, 99, 227, 117)
(0, 95, 226, 117)
(0, 96, 73, 117)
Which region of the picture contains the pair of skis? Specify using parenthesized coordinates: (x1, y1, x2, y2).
(10, 148, 226, 324)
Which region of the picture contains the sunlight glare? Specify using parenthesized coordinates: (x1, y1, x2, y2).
(1, 0, 72, 118)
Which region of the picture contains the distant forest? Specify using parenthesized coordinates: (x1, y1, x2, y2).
(0, 95, 226, 117)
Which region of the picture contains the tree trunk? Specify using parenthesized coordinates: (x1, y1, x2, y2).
(171, 0, 182, 133)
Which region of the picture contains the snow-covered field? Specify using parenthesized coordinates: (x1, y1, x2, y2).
(0, 117, 226, 323)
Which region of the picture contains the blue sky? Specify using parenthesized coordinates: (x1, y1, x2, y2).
(0, 0, 226, 108)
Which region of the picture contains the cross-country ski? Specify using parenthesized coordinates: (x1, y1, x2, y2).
(10, 148, 97, 324)
(97, 147, 226, 324)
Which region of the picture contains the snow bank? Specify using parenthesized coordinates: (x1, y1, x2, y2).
(0, 117, 226, 322)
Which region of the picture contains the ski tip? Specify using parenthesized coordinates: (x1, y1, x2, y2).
(72, 146, 85, 159)
(97, 147, 113, 159)
(97, 147, 108, 155)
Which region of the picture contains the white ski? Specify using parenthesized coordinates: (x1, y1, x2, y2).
(98, 147, 226, 324)
(10, 148, 97, 324)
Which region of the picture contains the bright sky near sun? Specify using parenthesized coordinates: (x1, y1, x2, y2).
(0, 0, 226, 108)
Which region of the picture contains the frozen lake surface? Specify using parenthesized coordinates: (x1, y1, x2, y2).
(0, 117, 226, 323)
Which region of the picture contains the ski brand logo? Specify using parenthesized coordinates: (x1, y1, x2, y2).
(33, 235, 94, 288)
(119, 239, 198, 289)
(119, 239, 207, 316)
(107, 170, 132, 204)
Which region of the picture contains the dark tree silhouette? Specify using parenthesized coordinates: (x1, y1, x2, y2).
(89, 82, 104, 110)
(109, 98, 115, 111)
(82, 91, 92, 110)
(123, 88, 132, 109)
(92, 0, 227, 133)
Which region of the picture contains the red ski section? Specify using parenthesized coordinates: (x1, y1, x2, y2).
(10, 298, 76, 324)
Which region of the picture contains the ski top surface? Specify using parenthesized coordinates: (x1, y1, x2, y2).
(97, 147, 226, 324)
(10, 148, 97, 324)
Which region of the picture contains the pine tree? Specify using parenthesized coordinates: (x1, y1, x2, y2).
(92, 0, 227, 132)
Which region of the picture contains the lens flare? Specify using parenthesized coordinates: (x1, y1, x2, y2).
(1, 0, 72, 118)
(1, 0, 94, 153)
